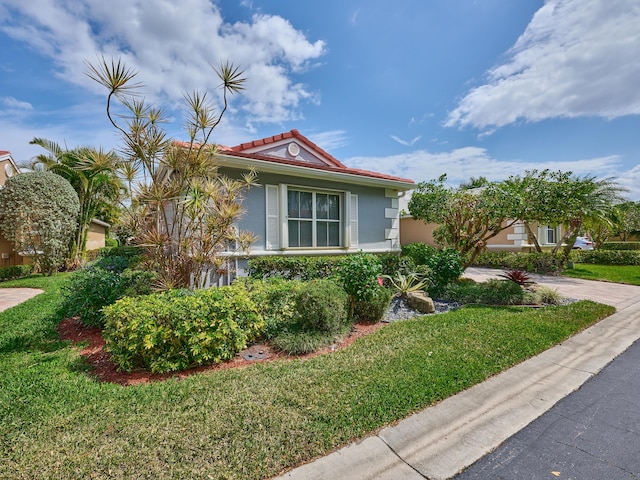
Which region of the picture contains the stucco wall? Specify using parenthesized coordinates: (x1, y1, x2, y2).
(220, 167, 402, 256)
(86, 222, 107, 251)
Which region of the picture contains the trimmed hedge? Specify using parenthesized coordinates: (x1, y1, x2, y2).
(248, 255, 344, 281)
(103, 285, 264, 373)
(472, 251, 566, 274)
(601, 242, 640, 251)
(572, 250, 640, 266)
(233, 277, 303, 339)
(0, 264, 33, 282)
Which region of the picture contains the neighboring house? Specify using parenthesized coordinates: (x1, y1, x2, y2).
(210, 130, 415, 280)
(0, 150, 26, 267)
(0, 150, 109, 267)
(400, 215, 565, 252)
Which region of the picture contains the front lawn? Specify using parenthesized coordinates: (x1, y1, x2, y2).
(563, 263, 640, 286)
(0, 275, 615, 479)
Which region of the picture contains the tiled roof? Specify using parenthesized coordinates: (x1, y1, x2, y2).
(228, 129, 347, 168)
(224, 130, 414, 185)
(173, 131, 414, 186)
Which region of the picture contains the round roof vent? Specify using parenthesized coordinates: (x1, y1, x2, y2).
(5, 164, 14, 178)
(287, 142, 300, 157)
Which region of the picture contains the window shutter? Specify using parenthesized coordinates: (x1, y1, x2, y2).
(349, 193, 358, 247)
(265, 185, 280, 250)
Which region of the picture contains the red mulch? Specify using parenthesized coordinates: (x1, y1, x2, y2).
(57, 318, 385, 386)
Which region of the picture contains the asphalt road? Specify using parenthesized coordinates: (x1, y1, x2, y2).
(456, 336, 640, 480)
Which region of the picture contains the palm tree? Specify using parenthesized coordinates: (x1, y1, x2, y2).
(29, 138, 124, 266)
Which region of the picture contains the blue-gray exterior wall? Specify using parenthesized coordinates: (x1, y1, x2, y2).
(220, 167, 400, 256)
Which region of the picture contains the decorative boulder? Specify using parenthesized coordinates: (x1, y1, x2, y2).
(406, 291, 435, 314)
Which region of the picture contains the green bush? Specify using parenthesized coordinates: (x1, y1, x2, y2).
(103, 286, 264, 373)
(601, 242, 640, 251)
(248, 256, 344, 281)
(441, 279, 525, 305)
(0, 264, 34, 281)
(401, 244, 464, 296)
(378, 253, 416, 277)
(354, 287, 393, 323)
(62, 263, 155, 327)
(336, 253, 382, 304)
(472, 251, 566, 274)
(98, 245, 145, 260)
(296, 279, 350, 334)
(233, 277, 303, 339)
(105, 238, 119, 248)
(572, 250, 640, 265)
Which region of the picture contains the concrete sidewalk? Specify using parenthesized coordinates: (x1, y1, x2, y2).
(0, 287, 43, 313)
(275, 269, 640, 480)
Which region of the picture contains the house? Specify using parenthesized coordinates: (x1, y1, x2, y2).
(400, 215, 566, 252)
(0, 150, 109, 267)
(211, 130, 415, 279)
(0, 150, 26, 267)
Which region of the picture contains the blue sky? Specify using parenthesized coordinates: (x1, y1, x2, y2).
(1, 0, 640, 199)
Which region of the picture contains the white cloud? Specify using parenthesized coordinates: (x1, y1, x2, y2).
(307, 130, 350, 152)
(446, 0, 640, 130)
(346, 147, 640, 198)
(390, 135, 422, 147)
(0, 96, 33, 114)
(0, 0, 326, 125)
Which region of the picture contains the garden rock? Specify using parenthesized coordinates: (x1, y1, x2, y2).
(406, 291, 436, 314)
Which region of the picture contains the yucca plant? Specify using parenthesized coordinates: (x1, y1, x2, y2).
(380, 272, 429, 297)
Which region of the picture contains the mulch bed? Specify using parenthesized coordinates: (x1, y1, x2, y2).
(57, 317, 385, 386)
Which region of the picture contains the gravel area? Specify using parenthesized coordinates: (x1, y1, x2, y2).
(381, 295, 579, 323)
(382, 296, 462, 323)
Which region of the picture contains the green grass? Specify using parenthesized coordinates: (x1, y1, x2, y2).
(563, 263, 640, 285)
(0, 275, 615, 479)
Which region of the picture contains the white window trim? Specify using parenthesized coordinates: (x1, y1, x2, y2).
(538, 225, 561, 245)
(265, 184, 358, 251)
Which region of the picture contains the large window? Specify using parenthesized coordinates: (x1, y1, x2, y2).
(287, 189, 341, 247)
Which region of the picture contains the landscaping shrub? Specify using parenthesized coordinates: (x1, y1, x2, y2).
(336, 252, 382, 308)
(378, 253, 416, 277)
(530, 285, 563, 305)
(601, 242, 640, 251)
(401, 243, 464, 296)
(61, 262, 155, 327)
(98, 245, 145, 260)
(248, 255, 344, 281)
(572, 249, 640, 265)
(0, 264, 33, 282)
(354, 286, 393, 323)
(103, 286, 264, 373)
(441, 279, 525, 305)
(472, 251, 565, 274)
(295, 279, 350, 334)
(233, 277, 303, 339)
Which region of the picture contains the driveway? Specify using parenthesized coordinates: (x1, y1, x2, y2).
(0, 287, 43, 313)
(463, 267, 640, 310)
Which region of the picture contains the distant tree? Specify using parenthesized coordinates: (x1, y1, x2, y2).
(612, 201, 640, 241)
(86, 57, 256, 289)
(504, 170, 625, 257)
(28, 139, 124, 266)
(0, 171, 79, 275)
(408, 175, 519, 267)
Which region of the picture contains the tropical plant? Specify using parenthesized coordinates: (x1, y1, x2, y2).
(408, 175, 520, 267)
(86, 56, 255, 289)
(381, 272, 429, 297)
(0, 171, 79, 275)
(499, 269, 534, 286)
(28, 140, 124, 267)
(335, 252, 382, 318)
